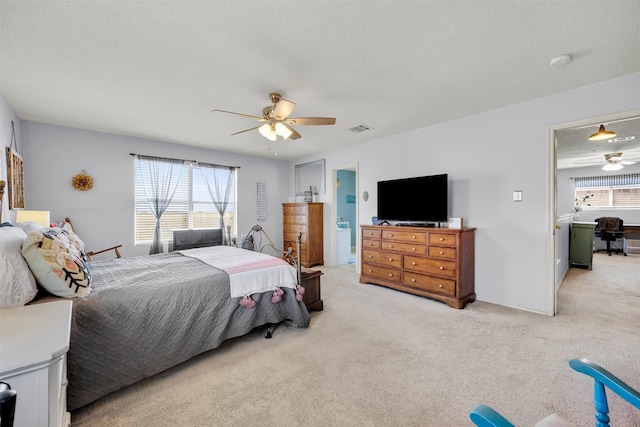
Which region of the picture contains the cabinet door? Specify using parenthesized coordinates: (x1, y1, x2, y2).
(570, 224, 594, 268)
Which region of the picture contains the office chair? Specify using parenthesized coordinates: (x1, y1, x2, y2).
(0, 382, 16, 427)
(594, 217, 626, 256)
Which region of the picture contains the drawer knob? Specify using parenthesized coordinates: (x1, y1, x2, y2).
(412, 248, 416, 251)
(439, 266, 444, 270)
(411, 278, 416, 282)
(439, 251, 444, 254)
(368, 255, 373, 258)
(412, 235, 416, 239)
(388, 258, 393, 261)
(388, 273, 393, 277)
(438, 284, 443, 288)
(388, 245, 393, 249)
(368, 269, 373, 273)
(439, 237, 445, 241)
(412, 262, 417, 266)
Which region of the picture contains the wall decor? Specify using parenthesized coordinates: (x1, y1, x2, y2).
(7, 148, 25, 209)
(295, 159, 325, 195)
(257, 182, 266, 221)
(72, 170, 94, 191)
(362, 191, 369, 201)
(0, 180, 5, 222)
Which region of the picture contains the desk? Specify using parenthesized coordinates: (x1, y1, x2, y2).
(623, 224, 640, 255)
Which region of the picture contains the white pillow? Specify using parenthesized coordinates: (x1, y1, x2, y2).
(0, 226, 38, 308)
(22, 227, 91, 298)
(15, 221, 44, 236)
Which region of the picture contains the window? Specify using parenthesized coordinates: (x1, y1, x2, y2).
(134, 156, 236, 245)
(574, 173, 640, 208)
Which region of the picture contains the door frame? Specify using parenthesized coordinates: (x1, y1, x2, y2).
(331, 162, 359, 271)
(546, 108, 640, 315)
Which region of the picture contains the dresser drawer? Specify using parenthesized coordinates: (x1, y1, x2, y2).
(382, 230, 427, 244)
(283, 206, 295, 215)
(285, 241, 307, 252)
(362, 229, 381, 239)
(404, 255, 456, 278)
(362, 250, 402, 268)
(294, 215, 307, 224)
(428, 246, 457, 259)
(380, 241, 427, 255)
(294, 205, 307, 214)
(429, 233, 457, 246)
(362, 263, 402, 282)
(284, 232, 307, 243)
(362, 239, 380, 250)
(403, 272, 456, 297)
(284, 223, 306, 233)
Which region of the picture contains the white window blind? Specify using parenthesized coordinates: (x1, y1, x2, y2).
(574, 173, 640, 208)
(134, 157, 237, 245)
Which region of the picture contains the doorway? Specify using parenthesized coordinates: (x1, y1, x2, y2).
(549, 109, 640, 315)
(332, 163, 359, 270)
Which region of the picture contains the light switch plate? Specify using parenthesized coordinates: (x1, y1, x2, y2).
(513, 190, 523, 201)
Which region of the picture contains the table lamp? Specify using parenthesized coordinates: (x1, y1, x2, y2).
(15, 210, 51, 227)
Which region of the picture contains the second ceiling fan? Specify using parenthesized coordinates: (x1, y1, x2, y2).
(213, 92, 336, 141)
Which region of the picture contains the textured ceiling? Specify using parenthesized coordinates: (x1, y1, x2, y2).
(1, 1, 639, 161)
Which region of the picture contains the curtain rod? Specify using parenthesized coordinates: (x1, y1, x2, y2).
(129, 153, 240, 169)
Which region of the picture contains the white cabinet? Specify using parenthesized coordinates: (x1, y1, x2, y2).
(337, 227, 351, 265)
(0, 300, 73, 427)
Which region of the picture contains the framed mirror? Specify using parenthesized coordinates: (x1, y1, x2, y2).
(295, 159, 326, 195)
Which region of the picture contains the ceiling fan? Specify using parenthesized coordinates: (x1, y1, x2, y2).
(577, 152, 639, 171)
(213, 92, 336, 141)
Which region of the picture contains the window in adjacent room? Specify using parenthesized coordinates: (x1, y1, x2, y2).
(134, 156, 237, 245)
(574, 173, 640, 208)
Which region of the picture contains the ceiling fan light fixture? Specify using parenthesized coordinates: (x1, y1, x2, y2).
(275, 122, 293, 140)
(602, 163, 623, 171)
(589, 124, 617, 141)
(259, 123, 277, 141)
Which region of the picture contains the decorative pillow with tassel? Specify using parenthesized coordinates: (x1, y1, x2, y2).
(22, 227, 91, 298)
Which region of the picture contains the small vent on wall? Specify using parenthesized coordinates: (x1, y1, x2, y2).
(349, 124, 374, 133)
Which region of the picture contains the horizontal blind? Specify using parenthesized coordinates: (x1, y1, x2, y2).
(574, 173, 640, 188)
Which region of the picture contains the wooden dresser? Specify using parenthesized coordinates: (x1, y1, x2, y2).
(360, 225, 475, 309)
(283, 202, 324, 268)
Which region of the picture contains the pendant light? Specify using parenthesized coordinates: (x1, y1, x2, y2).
(588, 124, 617, 141)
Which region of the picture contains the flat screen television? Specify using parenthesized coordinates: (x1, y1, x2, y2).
(377, 174, 448, 223)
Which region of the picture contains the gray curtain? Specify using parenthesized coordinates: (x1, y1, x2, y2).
(198, 163, 235, 246)
(135, 155, 186, 254)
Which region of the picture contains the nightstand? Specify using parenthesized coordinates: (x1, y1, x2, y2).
(300, 269, 323, 311)
(0, 300, 73, 427)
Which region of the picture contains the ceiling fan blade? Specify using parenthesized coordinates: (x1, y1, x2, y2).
(286, 117, 336, 126)
(286, 125, 301, 140)
(213, 109, 266, 122)
(273, 99, 296, 120)
(231, 125, 262, 136)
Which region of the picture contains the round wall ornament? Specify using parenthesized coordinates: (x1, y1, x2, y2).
(72, 170, 94, 191)
(362, 191, 369, 201)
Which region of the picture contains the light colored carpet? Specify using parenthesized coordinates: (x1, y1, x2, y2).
(71, 253, 640, 426)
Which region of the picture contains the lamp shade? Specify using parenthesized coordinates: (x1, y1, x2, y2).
(588, 125, 617, 141)
(16, 210, 51, 227)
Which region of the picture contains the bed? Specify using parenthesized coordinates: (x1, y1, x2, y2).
(0, 224, 310, 411)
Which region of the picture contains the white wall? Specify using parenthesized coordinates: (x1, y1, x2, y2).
(20, 121, 292, 258)
(0, 95, 23, 224)
(557, 163, 640, 224)
(297, 73, 640, 314)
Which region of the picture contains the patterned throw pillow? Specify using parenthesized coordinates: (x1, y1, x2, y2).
(22, 227, 91, 298)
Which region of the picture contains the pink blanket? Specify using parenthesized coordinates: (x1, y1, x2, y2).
(179, 246, 297, 298)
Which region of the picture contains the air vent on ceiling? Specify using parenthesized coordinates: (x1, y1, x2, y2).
(349, 124, 374, 133)
(608, 136, 635, 143)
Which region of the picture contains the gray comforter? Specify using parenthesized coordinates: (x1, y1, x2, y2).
(67, 251, 310, 410)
